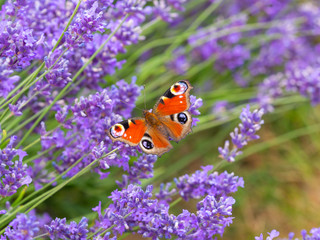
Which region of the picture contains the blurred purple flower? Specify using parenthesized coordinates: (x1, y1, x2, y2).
(9, 100, 24, 117)
(167, 48, 190, 74)
(219, 105, 264, 162)
(1, 209, 51, 240)
(189, 95, 203, 126)
(285, 60, 320, 105)
(256, 73, 285, 112)
(255, 230, 279, 240)
(299, 2, 320, 34)
(212, 100, 231, 120)
(215, 45, 250, 72)
(0, 59, 20, 98)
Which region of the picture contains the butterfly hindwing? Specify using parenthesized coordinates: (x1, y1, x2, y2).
(108, 118, 147, 146)
(153, 80, 193, 116)
(139, 127, 173, 156)
(160, 111, 192, 142)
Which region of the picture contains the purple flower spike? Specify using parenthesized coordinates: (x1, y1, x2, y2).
(256, 73, 285, 112)
(174, 165, 244, 201)
(155, 183, 177, 205)
(285, 60, 320, 105)
(0, 132, 31, 197)
(218, 105, 264, 162)
(45, 217, 88, 240)
(189, 95, 203, 127)
(193, 196, 235, 238)
(66, 2, 106, 48)
(255, 229, 279, 240)
(3, 213, 40, 239)
(0, 58, 20, 98)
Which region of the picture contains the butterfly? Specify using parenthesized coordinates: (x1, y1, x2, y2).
(108, 80, 193, 156)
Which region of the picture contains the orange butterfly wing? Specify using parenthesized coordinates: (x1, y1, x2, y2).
(139, 127, 173, 156)
(153, 80, 192, 116)
(108, 118, 147, 146)
(153, 80, 193, 142)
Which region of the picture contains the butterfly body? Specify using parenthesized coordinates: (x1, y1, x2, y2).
(144, 111, 162, 127)
(108, 80, 193, 156)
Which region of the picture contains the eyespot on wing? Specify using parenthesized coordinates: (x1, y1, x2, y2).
(170, 81, 188, 95)
(110, 124, 125, 138)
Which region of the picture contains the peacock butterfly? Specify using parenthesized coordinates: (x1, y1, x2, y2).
(108, 80, 193, 156)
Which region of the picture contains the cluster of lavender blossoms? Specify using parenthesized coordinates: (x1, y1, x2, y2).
(0, 133, 31, 199)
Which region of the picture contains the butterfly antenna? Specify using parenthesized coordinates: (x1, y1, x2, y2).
(143, 84, 147, 110)
(119, 99, 143, 111)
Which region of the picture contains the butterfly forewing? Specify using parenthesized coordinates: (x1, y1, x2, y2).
(153, 80, 192, 116)
(108, 118, 147, 146)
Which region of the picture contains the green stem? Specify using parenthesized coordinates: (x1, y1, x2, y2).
(23, 146, 55, 164)
(51, 0, 82, 53)
(7, 109, 43, 135)
(0, 63, 44, 109)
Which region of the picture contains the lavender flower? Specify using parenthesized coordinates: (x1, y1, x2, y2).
(66, 2, 106, 48)
(0, 21, 39, 69)
(0, 134, 31, 197)
(1, 209, 51, 240)
(0, 59, 20, 98)
(9, 101, 24, 116)
(215, 44, 250, 72)
(43, 48, 72, 89)
(285, 60, 320, 105)
(257, 228, 320, 240)
(116, 154, 158, 188)
(193, 195, 235, 238)
(212, 100, 232, 120)
(167, 48, 190, 74)
(189, 95, 203, 126)
(218, 105, 264, 162)
(2, 213, 40, 239)
(92, 183, 237, 239)
(174, 165, 244, 201)
(45, 217, 88, 240)
(255, 230, 280, 240)
(256, 73, 285, 112)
